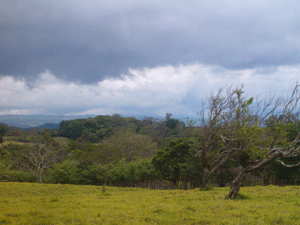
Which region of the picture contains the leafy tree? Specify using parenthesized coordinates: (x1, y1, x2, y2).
(0, 123, 8, 136)
(103, 131, 157, 162)
(0, 143, 28, 171)
(58, 119, 93, 140)
(49, 157, 161, 187)
(48, 160, 80, 184)
(152, 138, 200, 188)
(263, 157, 300, 186)
(139, 117, 170, 143)
(39, 127, 58, 137)
(106, 158, 160, 187)
(58, 115, 143, 142)
(0, 124, 7, 143)
(164, 113, 185, 137)
(68, 140, 124, 166)
(166, 118, 179, 130)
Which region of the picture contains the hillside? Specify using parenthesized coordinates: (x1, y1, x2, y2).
(37, 123, 59, 129)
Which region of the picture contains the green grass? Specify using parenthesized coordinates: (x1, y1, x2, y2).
(1, 183, 300, 224)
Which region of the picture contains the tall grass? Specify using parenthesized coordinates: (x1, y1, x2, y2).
(1, 182, 300, 224)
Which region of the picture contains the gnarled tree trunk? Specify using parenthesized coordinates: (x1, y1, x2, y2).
(226, 169, 248, 199)
(201, 167, 212, 189)
(37, 169, 43, 183)
(227, 152, 282, 199)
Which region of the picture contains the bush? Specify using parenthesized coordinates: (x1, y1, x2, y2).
(0, 170, 36, 182)
(48, 160, 80, 184)
(48, 158, 161, 187)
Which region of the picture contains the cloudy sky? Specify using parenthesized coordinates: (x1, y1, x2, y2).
(1, 0, 300, 117)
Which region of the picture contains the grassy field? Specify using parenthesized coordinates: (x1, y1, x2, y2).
(1, 183, 300, 224)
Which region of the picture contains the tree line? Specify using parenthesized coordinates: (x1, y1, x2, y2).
(1, 84, 300, 199)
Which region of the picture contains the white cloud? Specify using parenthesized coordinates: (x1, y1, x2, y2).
(0, 64, 299, 117)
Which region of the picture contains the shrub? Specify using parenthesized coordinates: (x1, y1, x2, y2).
(0, 170, 36, 182)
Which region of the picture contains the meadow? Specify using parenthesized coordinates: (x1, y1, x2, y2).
(1, 183, 300, 224)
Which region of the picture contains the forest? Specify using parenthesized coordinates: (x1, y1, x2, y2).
(1, 86, 300, 199)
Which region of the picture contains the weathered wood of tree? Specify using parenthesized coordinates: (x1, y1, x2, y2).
(226, 83, 300, 199)
(193, 86, 244, 189)
(23, 136, 65, 183)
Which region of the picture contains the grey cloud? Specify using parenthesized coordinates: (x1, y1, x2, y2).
(1, 0, 300, 83)
(1, 64, 300, 116)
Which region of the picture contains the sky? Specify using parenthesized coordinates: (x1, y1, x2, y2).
(1, 0, 300, 117)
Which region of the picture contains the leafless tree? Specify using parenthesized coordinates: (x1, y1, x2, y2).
(192, 86, 242, 189)
(23, 136, 65, 182)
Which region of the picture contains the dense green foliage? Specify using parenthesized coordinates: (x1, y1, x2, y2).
(1, 86, 300, 199)
(0, 114, 192, 187)
(48, 158, 161, 187)
(1, 110, 300, 189)
(58, 115, 143, 142)
(152, 138, 202, 188)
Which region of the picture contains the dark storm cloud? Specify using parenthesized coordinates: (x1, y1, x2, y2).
(1, 0, 300, 83)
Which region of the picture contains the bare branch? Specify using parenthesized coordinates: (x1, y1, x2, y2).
(276, 159, 300, 168)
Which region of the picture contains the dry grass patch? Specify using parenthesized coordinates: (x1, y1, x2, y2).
(53, 137, 70, 146)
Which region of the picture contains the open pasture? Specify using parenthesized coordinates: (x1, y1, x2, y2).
(1, 182, 300, 224)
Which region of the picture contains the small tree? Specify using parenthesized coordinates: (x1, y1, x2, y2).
(103, 131, 157, 162)
(0, 124, 8, 144)
(152, 138, 199, 189)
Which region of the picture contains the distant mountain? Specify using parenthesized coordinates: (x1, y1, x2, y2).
(0, 114, 199, 129)
(37, 123, 60, 129)
(0, 115, 96, 128)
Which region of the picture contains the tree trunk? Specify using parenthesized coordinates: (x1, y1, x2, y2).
(201, 167, 211, 190)
(218, 165, 226, 187)
(38, 169, 43, 183)
(226, 169, 248, 199)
